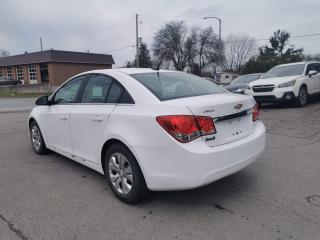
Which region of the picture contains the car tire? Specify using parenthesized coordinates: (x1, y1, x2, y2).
(104, 143, 150, 203)
(296, 86, 308, 107)
(29, 121, 48, 154)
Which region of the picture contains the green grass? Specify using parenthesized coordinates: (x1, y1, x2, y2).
(0, 92, 52, 98)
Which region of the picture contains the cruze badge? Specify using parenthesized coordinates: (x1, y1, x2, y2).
(234, 103, 243, 110)
(202, 109, 215, 114)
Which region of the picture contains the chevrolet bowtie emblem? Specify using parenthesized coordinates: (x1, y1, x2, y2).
(234, 103, 243, 110)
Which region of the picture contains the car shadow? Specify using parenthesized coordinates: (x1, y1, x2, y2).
(46, 150, 258, 208)
(142, 169, 258, 208)
(260, 94, 320, 110)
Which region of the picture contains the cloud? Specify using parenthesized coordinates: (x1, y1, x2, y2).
(0, 0, 319, 67)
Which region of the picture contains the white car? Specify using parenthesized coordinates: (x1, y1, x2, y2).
(245, 61, 320, 106)
(29, 68, 265, 203)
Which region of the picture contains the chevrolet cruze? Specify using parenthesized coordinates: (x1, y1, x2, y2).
(29, 68, 266, 203)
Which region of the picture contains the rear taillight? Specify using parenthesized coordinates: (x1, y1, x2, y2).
(252, 103, 260, 121)
(156, 115, 216, 143)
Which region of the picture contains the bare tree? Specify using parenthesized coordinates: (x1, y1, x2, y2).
(224, 34, 257, 73)
(188, 27, 220, 75)
(0, 49, 10, 58)
(153, 21, 192, 71)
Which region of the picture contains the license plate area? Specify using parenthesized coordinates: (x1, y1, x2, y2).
(203, 114, 253, 147)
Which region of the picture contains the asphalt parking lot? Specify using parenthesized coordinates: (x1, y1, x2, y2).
(0, 97, 320, 240)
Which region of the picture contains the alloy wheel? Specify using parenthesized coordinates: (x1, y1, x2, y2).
(108, 152, 133, 195)
(299, 88, 307, 106)
(31, 125, 42, 151)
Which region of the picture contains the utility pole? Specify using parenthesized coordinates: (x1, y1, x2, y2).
(40, 37, 43, 52)
(135, 14, 139, 68)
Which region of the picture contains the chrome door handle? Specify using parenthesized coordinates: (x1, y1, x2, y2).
(60, 115, 68, 120)
(92, 115, 103, 122)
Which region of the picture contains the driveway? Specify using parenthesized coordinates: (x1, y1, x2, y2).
(0, 97, 319, 240)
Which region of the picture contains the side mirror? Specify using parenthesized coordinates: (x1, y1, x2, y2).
(309, 70, 317, 77)
(35, 95, 50, 106)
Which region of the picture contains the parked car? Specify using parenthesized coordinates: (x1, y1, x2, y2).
(246, 61, 320, 106)
(225, 73, 263, 94)
(0, 76, 22, 85)
(202, 76, 221, 85)
(29, 68, 266, 203)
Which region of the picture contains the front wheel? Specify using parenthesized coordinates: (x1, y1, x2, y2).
(296, 86, 308, 107)
(104, 143, 149, 203)
(29, 121, 48, 154)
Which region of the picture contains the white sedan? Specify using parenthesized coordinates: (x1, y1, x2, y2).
(29, 68, 266, 203)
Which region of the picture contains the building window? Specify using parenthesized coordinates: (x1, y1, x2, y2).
(28, 65, 37, 81)
(16, 66, 24, 81)
(6, 67, 12, 77)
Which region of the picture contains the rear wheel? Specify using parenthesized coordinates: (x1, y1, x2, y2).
(296, 86, 308, 107)
(29, 121, 48, 154)
(104, 143, 149, 203)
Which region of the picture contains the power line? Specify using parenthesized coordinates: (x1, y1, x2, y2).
(105, 45, 135, 53)
(223, 33, 320, 44)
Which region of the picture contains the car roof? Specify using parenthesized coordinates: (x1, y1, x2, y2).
(83, 68, 176, 76)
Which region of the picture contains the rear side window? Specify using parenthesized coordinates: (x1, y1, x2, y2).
(118, 90, 134, 104)
(130, 72, 225, 101)
(107, 81, 124, 103)
(81, 75, 113, 103)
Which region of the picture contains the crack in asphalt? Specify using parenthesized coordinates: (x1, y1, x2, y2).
(0, 214, 28, 240)
(229, 189, 320, 226)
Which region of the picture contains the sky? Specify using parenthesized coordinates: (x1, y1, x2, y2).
(1, 0, 320, 67)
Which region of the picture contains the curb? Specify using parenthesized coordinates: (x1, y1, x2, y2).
(0, 108, 32, 114)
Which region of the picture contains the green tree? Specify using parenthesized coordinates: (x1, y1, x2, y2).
(137, 41, 152, 68)
(242, 30, 304, 73)
(126, 40, 153, 68)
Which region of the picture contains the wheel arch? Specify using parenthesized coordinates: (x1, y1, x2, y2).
(28, 117, 37, 129)
(300, 83, 308, 93)
(100, 138, 146, 181)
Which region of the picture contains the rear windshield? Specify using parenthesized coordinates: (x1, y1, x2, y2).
(130, 72, 225, 101)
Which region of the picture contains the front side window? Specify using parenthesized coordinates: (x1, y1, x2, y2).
(6, 67, 12, 77)
(28, 65, 37, 81)
(81, 75, 113, 103)
(16, 66, 24, 81)
(315, 64, 320, 72)
(130, 72, 225, 101)
(53, 76, 84, 104)
(307, 63, 320, 74)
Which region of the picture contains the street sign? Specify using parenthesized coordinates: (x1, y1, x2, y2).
(216, 66, 222, 74)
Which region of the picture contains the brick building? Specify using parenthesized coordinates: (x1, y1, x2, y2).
(0, 50, 114, 86)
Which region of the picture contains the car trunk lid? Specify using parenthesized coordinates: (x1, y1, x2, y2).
(165, 93, 256, 147)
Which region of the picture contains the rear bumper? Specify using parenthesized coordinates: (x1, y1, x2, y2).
(131, 121, 266, 191)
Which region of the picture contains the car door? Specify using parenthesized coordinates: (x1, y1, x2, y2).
(43, 75, 87, 155)
(305, 63, 318, 94)
(69, 74, 127, 164)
